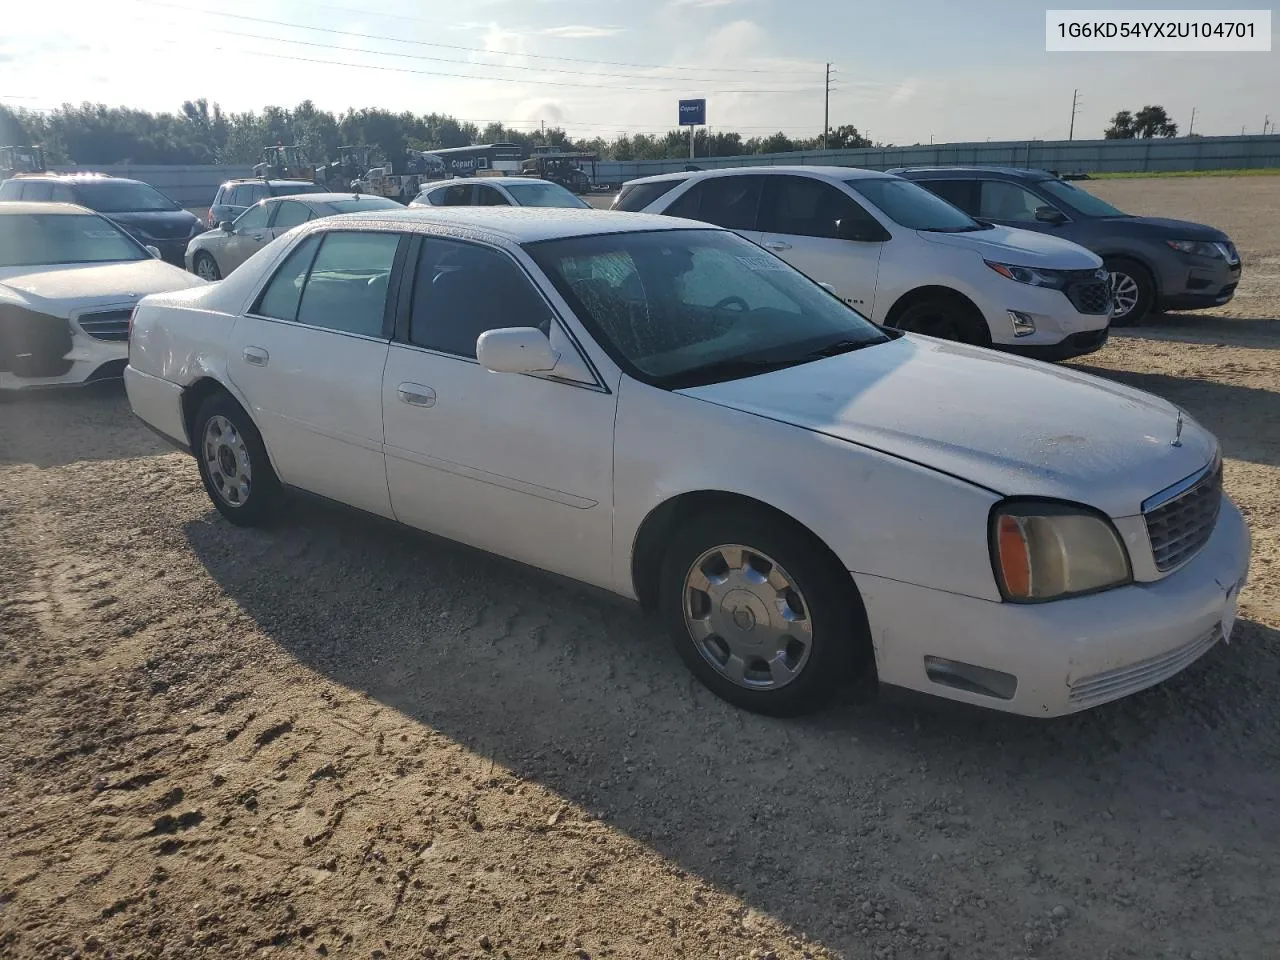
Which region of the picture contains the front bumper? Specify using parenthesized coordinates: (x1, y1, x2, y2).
(1158, 255, 1241, 311)
(0, 309, 128, 390)
(1002, 327, 1109, 361)
(855, 497, 1251, 717)
(979, 283, 1111, 356)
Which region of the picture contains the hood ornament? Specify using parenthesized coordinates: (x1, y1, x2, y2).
(1172, 411, 1184, 447)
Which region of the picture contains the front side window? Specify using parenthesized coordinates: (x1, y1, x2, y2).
(73, 180, 177, 212)
(977, 181, 1047, 222)
(759, 176, 878, 239)
(505, 181, 590, 208)
(235, 202, 272, 231)
(527, 229, 888, 388)
(271, 200, 313, 230)
(1038, 178, 1125, 217)
(0, 213, 148, 267)
(663, 177, 763, 231)
(408, 238, 553, 358)
(295, 231, 400, 337)
(846, 177, 986, 232)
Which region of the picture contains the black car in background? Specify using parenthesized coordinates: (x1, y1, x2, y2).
(891, 166, 1242, 324)
(0, 174, 202, 266)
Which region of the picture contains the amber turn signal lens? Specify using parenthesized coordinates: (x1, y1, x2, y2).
(996, 514, 1032, 599)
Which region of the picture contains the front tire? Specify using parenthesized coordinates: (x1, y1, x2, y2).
(1104, 257, 1155, 326)
(192, 251, 222, 282)
(658, 508, 870, 716)
(193, 392, 281, 526)
(893, 295, 990, 346)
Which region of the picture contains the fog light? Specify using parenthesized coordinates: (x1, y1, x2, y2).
(1008, 310, 1036, 337)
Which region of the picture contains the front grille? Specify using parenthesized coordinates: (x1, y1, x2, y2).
(77, 309, 133, 342)
(1144, 460, 1223, 572)
(1065, 279, 1112, 315)
(1068, 624, 1220, 708)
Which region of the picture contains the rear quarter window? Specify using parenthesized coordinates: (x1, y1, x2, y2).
(614, 179, 684, 212)
(0, 180, 21, 200)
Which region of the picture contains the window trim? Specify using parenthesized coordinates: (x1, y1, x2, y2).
(390, 233, 607, 393)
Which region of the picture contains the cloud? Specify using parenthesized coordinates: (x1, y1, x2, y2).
(538, 25, 625, 39)
(670, 0, 742, 7)
(888, 78, 919, 105)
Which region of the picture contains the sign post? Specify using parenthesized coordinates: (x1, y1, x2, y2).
(679, 99, 706, 161)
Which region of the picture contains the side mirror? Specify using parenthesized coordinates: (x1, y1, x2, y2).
(477, 327, 559, 375)
(145, 245, 162, 259)
(1034, 206, 1067, 225)
(818, 281, 837, 295)
(219, 220, 235, 233)
(836, 218, 888, 243)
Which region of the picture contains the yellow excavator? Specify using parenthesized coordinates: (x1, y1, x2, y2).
(0, 145, 46, 178)
(252, 144, 315, 181)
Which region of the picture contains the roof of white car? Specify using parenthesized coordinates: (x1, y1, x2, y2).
(0, 201, 95, 216)
(624, 165, 896, 186)
(319, 206, 706, 243)
(420, 177, 554, 188)
(294, 192, 397, 204)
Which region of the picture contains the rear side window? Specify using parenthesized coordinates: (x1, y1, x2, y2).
(0, 181, 20, 200)
(22, 182, 54, 201)
(255, 234, 322, 320)
(441, 184, 473, 206)
(758, 176, 876, 239)
(916, 179, 978, 213)
(614, 179, 683, 212)
(295, 232, 400, 337)
(475, 185, 510, 206)
(663, 176, 763, 231)
(227, 185, 248, 206)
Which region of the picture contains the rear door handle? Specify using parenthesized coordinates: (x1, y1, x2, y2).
(397, 382, 436, 407)
(764, 240, 792, 252)
(243, 346, 269, 366)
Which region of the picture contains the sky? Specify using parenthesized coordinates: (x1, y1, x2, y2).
(1, 0, 1277, 144)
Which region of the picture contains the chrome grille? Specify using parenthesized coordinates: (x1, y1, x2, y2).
(1143, 460, 1223, 572)
(77, 309, 132, 342)
(1068, 624, 1220, 708)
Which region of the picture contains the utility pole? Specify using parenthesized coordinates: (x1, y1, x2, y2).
(1264, 114, 1272, 136)
(540, 119, 545, 139)
(1068, 88, 1079, 140)
(823, 62, 831, 150)
(1188, 106, 1196, 136)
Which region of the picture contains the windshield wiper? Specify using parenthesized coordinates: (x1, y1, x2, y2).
(922, 223, 991, 233)
(670, 355, 809, 387)
(801, 338, 880, 360)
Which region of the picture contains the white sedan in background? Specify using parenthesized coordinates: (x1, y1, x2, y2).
(125, 207, 1249, 718)
(186, 192, 403, 281)
(0, 201, 204, 389)
(410, 177, 590, 210)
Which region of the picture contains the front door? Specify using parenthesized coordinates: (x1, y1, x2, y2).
(227, 229, 403, 517)
(756, 175, 885, 314)
(221, 201, 276, 272)
(381, 236, 616, 586)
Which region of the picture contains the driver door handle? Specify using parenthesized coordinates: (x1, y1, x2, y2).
(243, 346, 269, 366)
(764, 240, 792, 252)
(397, 382, 436, 407)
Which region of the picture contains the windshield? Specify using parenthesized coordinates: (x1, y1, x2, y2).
(324, 197, 404, 213)
(73, 180, 177, 212)
(0, 213, 147, 267)
(505, 181, 590, 208)
(526, 229, 889, 389)
(1039, 179, 1126, 217)
(845, 177, 985, 231)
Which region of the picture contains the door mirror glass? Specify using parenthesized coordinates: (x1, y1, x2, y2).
(477, 327, 559, 374)
(1035, 205, 1067, 224)
(219, 220, 235, 233)
(836, 217, 887, 242)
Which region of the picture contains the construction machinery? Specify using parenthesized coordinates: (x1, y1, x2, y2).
(317, 145, 376, 191)
(253, 145, 315, 181)
(0, 145, 47, 178)
(519, 149, 597, 194)
(352, 150, 446, 204)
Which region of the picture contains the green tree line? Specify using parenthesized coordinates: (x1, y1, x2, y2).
(0, 100, 873, 165)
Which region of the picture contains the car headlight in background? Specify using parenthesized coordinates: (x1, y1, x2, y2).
(990, 501, 1131, 602)
(1165, 239, 1224, 258)
(984, 261, 1070, 290)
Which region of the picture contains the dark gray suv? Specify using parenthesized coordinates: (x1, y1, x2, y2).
(891, 166, 1241, 325)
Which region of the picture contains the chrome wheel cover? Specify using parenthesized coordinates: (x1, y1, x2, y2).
(682, 544, 814, 690)
(194, 254, 220, 281)
(202, 415, 252, 507)
(1110, 271, 1140, 318)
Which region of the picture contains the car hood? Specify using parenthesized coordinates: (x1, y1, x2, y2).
(1100, 215, 1229, 242)
(0, 260, 205, 313)
(916, 223, 1101, 269)
(679, 335, 1216, 518)
(104, 209, 202, 241)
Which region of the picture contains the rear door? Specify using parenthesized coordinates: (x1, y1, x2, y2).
(475, 184, 512, 206)
(658, 175, 765, 245)
(757, 175, 885, 312)
(227, 230, 404, 517)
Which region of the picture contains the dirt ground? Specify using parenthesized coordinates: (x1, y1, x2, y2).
(2, 176, 1278, 960)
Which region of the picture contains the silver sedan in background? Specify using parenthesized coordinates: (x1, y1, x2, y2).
(185, 192, 403, 280)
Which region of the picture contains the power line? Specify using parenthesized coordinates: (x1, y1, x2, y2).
(133, 0, 827, 77)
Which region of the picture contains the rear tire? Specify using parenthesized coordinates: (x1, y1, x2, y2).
(1104, 257, 1155, 326)
(658, 508, 870, 716)
(193, 251, 222, 282)
(893, 295, 990, 346)
(192, 391, 281, 526)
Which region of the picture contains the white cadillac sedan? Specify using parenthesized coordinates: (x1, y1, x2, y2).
(124, 207, 1250, 718)
(1, 201, 205, 388)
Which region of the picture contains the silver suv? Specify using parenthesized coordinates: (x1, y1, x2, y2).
(206, 179, 327, 229)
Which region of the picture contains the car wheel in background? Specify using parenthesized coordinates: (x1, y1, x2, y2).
(193, 251, 222, 282)
(658, 508, 871, 716)
(1104, 257, 1155, 326)
(893, 295, 991, 346)
(193, 392, 281, 526)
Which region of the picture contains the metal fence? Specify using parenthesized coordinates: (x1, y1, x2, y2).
(49, 164, 254, 208)
(592, 134, 1280, 183)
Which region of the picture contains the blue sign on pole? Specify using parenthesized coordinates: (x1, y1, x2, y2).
(679, 99, 707, 126)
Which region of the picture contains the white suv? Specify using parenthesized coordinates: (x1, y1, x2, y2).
(615, 166, 1113, 360)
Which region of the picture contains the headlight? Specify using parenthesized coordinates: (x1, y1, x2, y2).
(1165, 239, 1222, 258)
(990, 501, 1131, 602)
(985, 261, 1068, 290)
